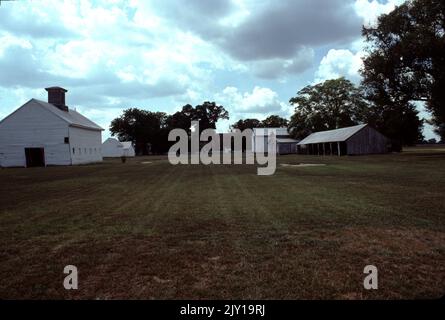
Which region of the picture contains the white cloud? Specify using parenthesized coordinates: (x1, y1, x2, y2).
(354, 0, 405, 27)
(311, 0, 406, 85)
(216, 86, 291, 116)
(0, 34, 32, 55)
(315, 49, 364, 83)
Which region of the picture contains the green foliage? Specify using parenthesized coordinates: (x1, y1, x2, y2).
(230, 118, 261, 131)
(361, 0, 444, 142)
(181, 101, 229, 134)
(109, 108, 168, 155)
(110, 102, 229, 154)
(288, 78, 368, 139)
(261, 115, 289, 128)
(231, 116, 288, 131)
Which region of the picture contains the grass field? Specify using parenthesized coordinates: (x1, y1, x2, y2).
(1, 147, 444, 299)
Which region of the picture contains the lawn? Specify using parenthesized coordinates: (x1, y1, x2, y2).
(0, 148, 444, 299)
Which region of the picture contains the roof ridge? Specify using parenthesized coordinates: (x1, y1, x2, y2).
(33, 99, 103, 131)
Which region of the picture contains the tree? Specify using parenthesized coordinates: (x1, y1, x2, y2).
(361, 0, 443, 142)
(110, 102, 229, 155)
(109, 108, 168, 155)
(181, 102, 229, 134)
(427, 138, 437, 144)
(261, 115, 289, 128)
(165, 110, 192, 134)
(288, 78, 368, 140)
(230, 118, 261, 131)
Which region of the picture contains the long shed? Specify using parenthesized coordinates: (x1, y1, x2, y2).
(297, 124, 389, 156)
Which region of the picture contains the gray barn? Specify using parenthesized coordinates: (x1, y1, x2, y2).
(297, 124, 389, 156)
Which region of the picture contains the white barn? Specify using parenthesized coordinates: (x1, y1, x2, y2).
(0, 87, 103, 167)
(102, 138, 135, 157)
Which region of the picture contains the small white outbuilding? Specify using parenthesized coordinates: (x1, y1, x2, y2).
(0, 87, 103, 167)
(251, 127, 299, 155)
(102, 138, 135, 157)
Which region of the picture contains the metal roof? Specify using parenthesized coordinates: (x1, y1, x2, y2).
(298, 124, 367, 145)
(103, 138, 133, 149)
(276, 138, 299, 143)
(34, 99, 103, 131)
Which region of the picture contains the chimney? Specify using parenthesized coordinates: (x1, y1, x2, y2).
(45, 87, 68, 112)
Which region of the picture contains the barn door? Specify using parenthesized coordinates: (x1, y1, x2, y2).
(25, 148, 45, 167)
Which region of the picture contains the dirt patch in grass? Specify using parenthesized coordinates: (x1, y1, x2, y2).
(281, 163, 327, 167)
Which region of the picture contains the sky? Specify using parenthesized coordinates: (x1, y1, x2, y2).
(0, 0, 438, 140)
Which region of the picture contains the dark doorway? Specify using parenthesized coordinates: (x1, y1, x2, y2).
(25, 148, 45, 167)
(340, 142, 347, 156)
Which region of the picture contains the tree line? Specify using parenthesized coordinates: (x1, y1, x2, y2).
(110, 0, 444, 154)
(110, 102, 229, 154)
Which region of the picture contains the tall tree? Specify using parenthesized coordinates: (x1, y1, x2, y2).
(261, 115, 289, 128)
(109, 108, 168, 155)
(165, 110, 192, 134)
(288, 78, 368, 140)
(110, 102, 229, 154)
(361, 0, 443, 142)
(183, 102, 229, 133)
(230, 118, 261, 131)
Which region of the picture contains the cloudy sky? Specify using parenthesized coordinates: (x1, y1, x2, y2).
(0, 0, 437, 139)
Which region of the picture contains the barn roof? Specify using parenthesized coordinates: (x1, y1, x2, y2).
(276, 138, 299, 143)
(33, 99, 103, 131)
(103, 138, 119, 144)
(103, 138, 133, 149)
(298, 124, 367, 145)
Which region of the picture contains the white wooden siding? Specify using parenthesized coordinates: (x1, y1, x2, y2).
(69, 126, 103, 165)
(102, 138, 125, 157)
(0, 100, 71, 167)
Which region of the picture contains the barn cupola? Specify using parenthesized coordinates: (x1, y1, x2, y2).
(45, 86, 68, 112)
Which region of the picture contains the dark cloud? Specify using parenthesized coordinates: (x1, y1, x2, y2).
(0, 45, 68, 88)
(252, 47, 314, 79)
(156, 0, 235, 19)
(0, 45, 121, 89)
(0, 4, 77, 39)
(154, 0, 362, 61)
(96, 78, 187, 99)
(0, 45, 187, 107)
(153, 0, 236, 38)
(68, 79, 187, 109)
(152, 0, 361, 77)
(221, 0, 362, 61)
